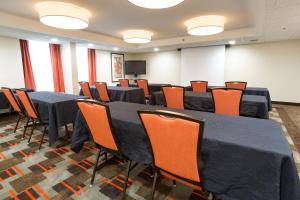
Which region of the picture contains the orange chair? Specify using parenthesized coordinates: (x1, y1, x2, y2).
(2, 87, 27, 133)
(225, 81, 247, 90)
(190, 81, 208, 93)
(77, 99, 134, 192)
(95, 82, 110, 102)
(162, 86, 185, 109)
(138, 110, 212, 199)
(137, 79, 150, 99)
(211, 88, 243, 116)
(16, 90, 48, 149)
(79, 82, 93, 99)
(119, 79, 130, 87)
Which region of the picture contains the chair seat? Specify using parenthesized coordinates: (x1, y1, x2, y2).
(160, 170, 203, 191)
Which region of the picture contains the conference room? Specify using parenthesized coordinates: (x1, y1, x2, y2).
(0, 0, 299, 199)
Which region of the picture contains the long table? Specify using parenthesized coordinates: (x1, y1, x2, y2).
(121, 83, 172, 94)
(80, 86, 145, 104)
(71, 102, 299, 200)
(150, 91, 269, 119)
(29, 92, 87, 145)
(186, 86, 272, 111)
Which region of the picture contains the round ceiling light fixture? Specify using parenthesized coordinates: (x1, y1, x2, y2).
(185, 15, 225, 36)
(36, 2, 90, 29)
(128, 0, 184, 9)
(122, 29, 152, 44)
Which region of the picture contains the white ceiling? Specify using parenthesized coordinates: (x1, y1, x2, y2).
(0, 0, 299, 52)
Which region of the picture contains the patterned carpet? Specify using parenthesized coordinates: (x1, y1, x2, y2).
(0, 107, 299, 200)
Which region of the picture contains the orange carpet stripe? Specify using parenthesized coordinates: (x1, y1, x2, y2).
(115, 177, 131, 186)
(69, 160, 88, 171)
(82, 160, 94, 167)
(0, 152, 7, 160)
(61, 181, 80, 196)
(12, 166, 25, 176)
(36, 164, 49, 173)
(33, 185, 50, 200)
(49, 150, 61, 156)
(77, 185, 85, 193)
(6, 141, 14, 146)
(9, 189, 19, 200)
(192, 191, 206, 198)
(101, 177, 123, 191)
(24, 189, 36, 200)
(119, 174, 143, 186)
(19, 150, 28, 157)
(5, 169, 13, 177)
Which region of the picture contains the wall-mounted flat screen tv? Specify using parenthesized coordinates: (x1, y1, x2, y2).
(125, 60, 146, 75)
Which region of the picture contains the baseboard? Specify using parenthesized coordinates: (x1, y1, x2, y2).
(272, 101, 300, 106)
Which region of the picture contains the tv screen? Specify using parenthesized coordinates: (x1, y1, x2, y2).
(125, 60, 146, 75)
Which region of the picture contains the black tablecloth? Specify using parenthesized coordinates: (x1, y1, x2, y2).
(29, 92, 87, 145)
(71, 102, 299, 200)
(117, 83, 171, 94)
(80, 86, 145, 104)
(150, 91, 269, 119)
(186, 86, 272, 111)
(0, 88, 34, 109)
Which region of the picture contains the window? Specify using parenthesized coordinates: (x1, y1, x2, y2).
(76, 46, 88, 82)
(28, 40, 54, 91)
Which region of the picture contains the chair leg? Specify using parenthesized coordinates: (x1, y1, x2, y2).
(27, 120, 36, 144)
(38, 126, 47, 150)
(151, 171, 158, 200)
(172, 180, 177, 187)
(13, 114, 22, 133)
(65, 124, 70, 139)
(22, 118, 31, 138)
(123, 160, 132, 194)
(90, 148, 102, 186)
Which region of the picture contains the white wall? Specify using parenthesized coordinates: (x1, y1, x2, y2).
(128, 51, 181, 85)
(180, 46, 225, 86)
(225, 40, 300, 103)
(0, 36, 24, 88)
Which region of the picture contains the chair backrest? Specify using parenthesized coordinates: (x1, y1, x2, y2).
(211, 89, 243, 116)
(137, 79, 150, 97)
(225, 81, 247, 90)
(16, 90, 38, 119)
(138, 110, 204, 183)
(79, 82, 93, 99)
(77, 100, 118, 151)
(95, 82, 110, 102)
(190, 81, 208, 93)
(119, 79, 129, 87)
(162, 86, 185, 109)
(1, 87, 22, 113)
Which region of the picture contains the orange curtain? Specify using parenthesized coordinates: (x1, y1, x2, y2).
(49, 44, 65, 92)
(88, 48, 96, 85)
(19, 40, 36, 90)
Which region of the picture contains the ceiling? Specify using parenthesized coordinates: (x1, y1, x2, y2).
(0, 0, 299, 52)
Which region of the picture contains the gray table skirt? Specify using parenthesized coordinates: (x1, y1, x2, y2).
(71, 102, 299, 200)
(186, 86, 272, 111)
(29, 92, 87, 145)
(150, 91, 269, 119)
(80, 86, 146, 104)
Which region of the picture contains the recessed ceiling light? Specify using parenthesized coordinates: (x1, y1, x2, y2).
(36, 2, 90, 29)
(51, 38, 58, 42)
(229, 40, 236, 45)
(185, 15, 225, 36)
(113, 47, 119, 51)
(88, 43, 94, 47)
(154, 48, 159, 51)
(128, 0, 184, 9)
(122, 30, 152, 44)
